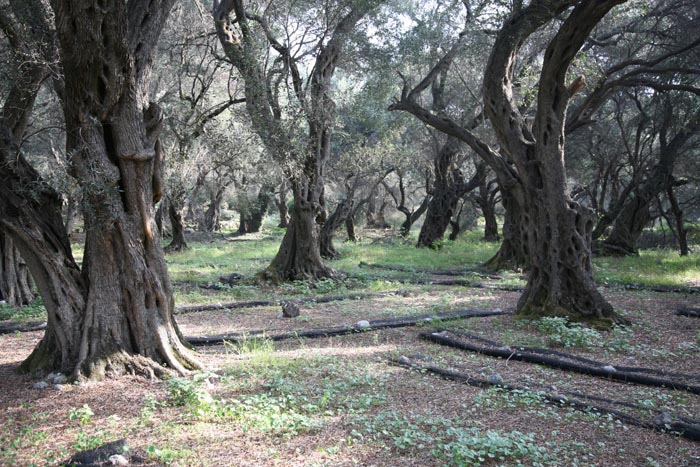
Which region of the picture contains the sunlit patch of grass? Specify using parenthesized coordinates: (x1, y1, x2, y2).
(594, 249, 700, 287)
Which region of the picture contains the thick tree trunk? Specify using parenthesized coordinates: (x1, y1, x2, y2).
(17, 0, 201, 380)
(417, 141, 462, 247)
(203, 188, 224, 232)
(261, 192, 336, 282)
(0, 232, 34, 306)
(476, 179, 499, 242)
(483, 190, 527, 271)
(240, 184, 272, 233)
(165, 198, 189, 253)
(345, 213, 357, 242)
(320, 198, 354, 259)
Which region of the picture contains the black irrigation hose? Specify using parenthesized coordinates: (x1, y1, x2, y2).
(187, 309, 507, 346)
(677, 307, 700, 318)
(358, 262, 502, 279)
(391, 357, 700, 442)
(421, 331, 700, 395)
(0, 321, 47, 335)
(176, 290, 411, 314)
(448, 330, 700, 381)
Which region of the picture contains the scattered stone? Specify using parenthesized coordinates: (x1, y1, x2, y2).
(46, 372, 58, 381)
(33, 381, 49, 389)
(109, 454, 129, 466)
(218, 272, 243, 285)
(654, 412, 673, 428)
(281, 302, 300, 318)
(423, 317, 432, 322)
(355, 320, 371, 329)
(497, 346, 512, 352)
(601, 365, 616, 373)
(432, 330, 448, 337)
(552, 393, 568, 403)
(52, 373, 68, 384)
(487, 374, 504, 385)
(66, 438, 129, 466)
(677, 342, 698, 351)
(397, 356, 412, 365)
(493, 308, 502, 313)
(54, 384, 65, 391)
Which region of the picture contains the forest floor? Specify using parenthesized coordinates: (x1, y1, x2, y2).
(1, 229, 699, 466)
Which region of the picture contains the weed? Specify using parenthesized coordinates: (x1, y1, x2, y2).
(68, 404, 94, 426)
(532, 317, 602, 348)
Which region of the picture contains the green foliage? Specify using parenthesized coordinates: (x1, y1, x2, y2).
(68, 404, 94, 426)
(0, 299, 46, 321)
(146, 445, 194, 466)
(533, 317, 603, 348)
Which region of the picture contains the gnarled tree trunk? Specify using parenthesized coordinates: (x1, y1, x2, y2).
(0, 232, 34, 306)
(3, 0, 202, 380)
(320, 198, 354, 259)
(165, 196, 189, 253)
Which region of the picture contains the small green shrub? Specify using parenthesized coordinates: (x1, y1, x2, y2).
(533, 317, 602, 348)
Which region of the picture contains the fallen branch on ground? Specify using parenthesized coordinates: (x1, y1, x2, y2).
(677, 307, 700, 318)
(391, 355, 700, 442)
(0, 321, 47, 334)
(187, 309, 506, 346)
(421, 330, 700, 395)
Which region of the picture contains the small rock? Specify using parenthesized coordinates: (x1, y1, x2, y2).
(355, 320, 371, 329)
(601, 365, 616, 373)
(54, 384, 65, 391)
(552, 393, 568, 403)
(397, 356, 412, 365)
(423, 317, 432, 322)
(486, 374, 504, 385)
(33, 381, 49, 389)
(654, 412, 673, 428)
(109, 454, 129, 466)
(52, 374, 68, 384)
(432, 330, 449, 337)
(497, 346, 512, 352)
(493, 308, 502, 313)
(677, 342, 698, 351)
(281, 302, 300, 318)
(46, 372, 58, 381)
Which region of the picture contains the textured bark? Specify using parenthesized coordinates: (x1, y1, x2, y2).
(276, 181, 290, 228)
(165, 197, 189, 253)
(261, 197, 336, 282)
(482, 1, 625, 323)
(483, 189, 528, 271)
(238, 184, 272, 234)
(0, 231, 34, 306)
(345, 213, 357, 242)
(320, 198, 354, 259)
(202, 187, 224, 232)
(475, 178, 499, 242)
(7, 0, 201, 380)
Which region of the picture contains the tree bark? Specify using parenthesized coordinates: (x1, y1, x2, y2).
(666, 183, 688, 256)
(0, 232, 34, 306)
(165, 197, 189, 253)
(3, 0, 202, 380)
(202, 187, 225, 232)
(276, 180, 290, 228)
(320, 198, 354, 259)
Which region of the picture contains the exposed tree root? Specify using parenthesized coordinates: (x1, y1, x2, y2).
(420, 330, 700, 395)
(358, 261, 502, 279)
(391, 355, 700, 442)
(187, 309, 506, 346)
(175, 289, 411, 314)
(677, 307, 700, 318)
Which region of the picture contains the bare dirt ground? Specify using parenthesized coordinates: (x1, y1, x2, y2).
(1, 284, 699, 466)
